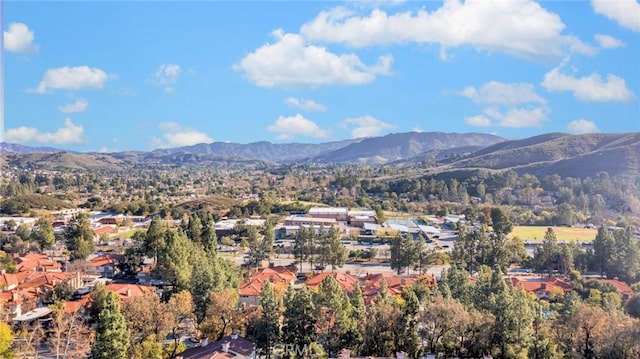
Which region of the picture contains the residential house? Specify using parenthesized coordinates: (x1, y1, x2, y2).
(105, 283, 156, 301)
(85, 254, 124, 278)
(238, 266, 296, 306)
(596, 279, 633, 300)
(176, 334, 256, 359)
(14, 253, 62, 272)
(93, 225, 116, 241)
(508, 277, 573, 300)
(306, 272, 359, 293)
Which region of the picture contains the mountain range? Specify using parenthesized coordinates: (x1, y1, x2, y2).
(2, 131, 639, 179)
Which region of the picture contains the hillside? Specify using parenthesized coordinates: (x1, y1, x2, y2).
(151, 138, 361, 162)
(310, 132, 505, 164)
(443, 132, 640, 178)
(0, 152, 126, 171)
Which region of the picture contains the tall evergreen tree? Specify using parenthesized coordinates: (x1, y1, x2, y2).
(64, 213, 95, 260)
(283, 287, 317, 357)
(31, 218, 55, 250)
(92, 291, 130, 359)
(255, 281, 281, 359)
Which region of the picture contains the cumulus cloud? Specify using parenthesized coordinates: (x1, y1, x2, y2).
(5, 118, 85, 144)
(567, 119, 600, 134)
(151, 122, 213, 148)
(592, 0, 640, 32)
(58, 98, 89, 113)
(594, 34, 625, 49)
(542, 63, 635, 102)
(465, 115, 492, 127)
(342, 115, 396, 138)
(284, 97, 327, 112)
(33, 66, 111, 94)
(234, 30, 392, 88)
(150, 64, 181, 93)
(483, 107, 549, 128)
(267, 114, 329, 139)
(460, 81, 546, 106)
(3, 22, 37, 53)
(300, 0, 594, 59)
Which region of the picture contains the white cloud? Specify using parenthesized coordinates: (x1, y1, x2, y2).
(484, 107, 549, 128)
(3, 22, 37, 54)
(300, 0, 594, 59)
(567, 119, 600, 134)
(465, 115, 492, 127)
(33, 66, 111, 94)
(594, 34, 625, 49)
(150, 64, 181, 93)
(267, 114, 329, 139)
(460, 81, 546, 106)
(234, 30, 392, 88)
(284, 97, 327, 112)
(592, 0, 640, 32)
(5, 118, 85, 144)
(342, 115, 396, 138)
(542, 63, 635, 102)
(58, 98, 89, 113)
(152, 122, 213, 148)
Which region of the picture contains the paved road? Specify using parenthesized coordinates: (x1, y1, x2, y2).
(224, 252, 449, 278)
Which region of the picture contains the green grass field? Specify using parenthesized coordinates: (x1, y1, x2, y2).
(509, 226, 597, 242)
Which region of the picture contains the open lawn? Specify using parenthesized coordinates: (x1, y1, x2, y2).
(509, 226, 597, 242)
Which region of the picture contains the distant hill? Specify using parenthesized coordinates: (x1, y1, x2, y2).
(3, 132, 639, 180)
(0, 143, 65, 154)
(1, 152, 127, 171)
(151, 139, 361, 162)
(442, 132, 640, 178)
(310, 132, 505, 164)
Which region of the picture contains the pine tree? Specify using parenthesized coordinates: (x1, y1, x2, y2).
(31, 218, 55, 250)
(283, 287, 317, 354)
(64, 213, 95, 260)
(255, 281, 281, 358)
(92, 291, 130, 359)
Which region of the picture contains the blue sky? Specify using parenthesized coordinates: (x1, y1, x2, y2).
(2, 0, 639, 152)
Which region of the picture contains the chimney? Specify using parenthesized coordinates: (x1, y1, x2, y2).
(222, 341, 230, 353)
(201, 338, 209, 347)
(540, 283, 547, 290)
(126, 289, 132, 297)
(231, 333, 239, 340)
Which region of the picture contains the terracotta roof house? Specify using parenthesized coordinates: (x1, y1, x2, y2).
(596, 279, 633, 300)
(105, 283, 156, 301)
(361, 274, 419, 304)
(176, 334, 256, 359)
(0, 272, 20, 290)
(14, 253, 62, 272)
(305, 272, 359, 293)
(508, 277, 572, 300)
(238, 266, 296, 306)
(86, 254, 124, 278)
(93, 225, 116, 239)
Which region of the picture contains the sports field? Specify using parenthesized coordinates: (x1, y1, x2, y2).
(509, 226, 597, 242)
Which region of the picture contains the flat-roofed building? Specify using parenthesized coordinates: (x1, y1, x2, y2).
(308, 207, 348, 221)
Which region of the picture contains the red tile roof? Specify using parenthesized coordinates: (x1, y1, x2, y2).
(238, 266, 296, 297)
(508, 277, 573, 296)
(88, 254, 124, 268)
(93, 225, 116, 236)
(0, 273, 19, 289)
(105, 283, 156, 300)
(305, 272, 359, 293)
(14, 253, 62, 272)
(596, 279, 633, 295)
